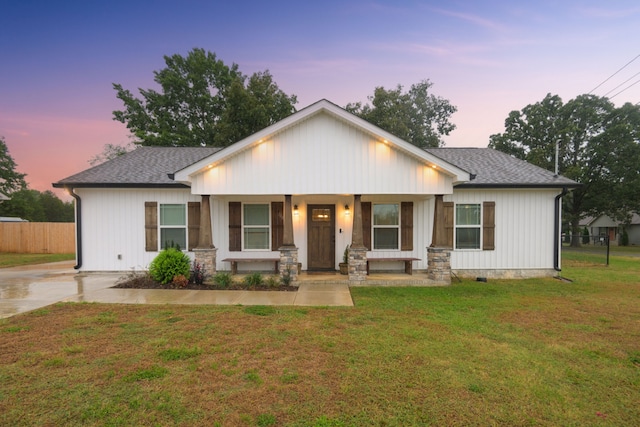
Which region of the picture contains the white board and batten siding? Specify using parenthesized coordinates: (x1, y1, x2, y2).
(190, 112, 453, 196)
(446, 189, 559, 277)
(76, 188, 201, 272)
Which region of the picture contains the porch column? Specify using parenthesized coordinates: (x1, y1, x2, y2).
(197, 195, 214, 249)
(279, 195, 298, 282)
(282, 195, 295, 247)
(351, 195, 364, 248)
(194, 194, 217, 275)
(427, 195, 450, 284)
(349, 194, 367, 283)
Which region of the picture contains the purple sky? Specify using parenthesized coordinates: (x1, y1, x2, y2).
(1, 0, 639, 200)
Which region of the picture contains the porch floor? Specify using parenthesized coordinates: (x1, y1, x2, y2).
(235, 270, 448, 287)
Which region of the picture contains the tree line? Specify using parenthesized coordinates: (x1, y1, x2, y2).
(489, 94, 640, 243)
(0, 137, 74, 222)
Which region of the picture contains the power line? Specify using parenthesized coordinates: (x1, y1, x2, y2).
(609, 78, 640, 100)
(603, 70, 640, 96)
(588, 53, 640, 94)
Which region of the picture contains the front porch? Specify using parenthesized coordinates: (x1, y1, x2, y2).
(193, 193, 454, 286)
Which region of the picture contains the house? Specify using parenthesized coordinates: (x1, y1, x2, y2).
(0, 217, 28, 222)
(582, 213, 640, 245)
(53, 99, 578, 284)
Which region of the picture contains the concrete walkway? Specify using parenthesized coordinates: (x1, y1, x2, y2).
(0, 262, 354, 319)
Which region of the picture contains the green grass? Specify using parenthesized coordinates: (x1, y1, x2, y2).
(0, 252, 638, 426)
(0, 252, 75, 268)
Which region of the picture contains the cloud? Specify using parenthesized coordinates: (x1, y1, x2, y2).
(577, 6, 640, 19)
(432, 8, 510, 32)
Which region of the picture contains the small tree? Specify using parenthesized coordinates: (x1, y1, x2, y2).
(582, 227, 590, 245)
(620, 227, 629, 246)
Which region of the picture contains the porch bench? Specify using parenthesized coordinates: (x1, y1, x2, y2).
(366, 257, 421, 275)
(222, 258, 280, 275)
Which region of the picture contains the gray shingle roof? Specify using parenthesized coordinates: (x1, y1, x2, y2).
(54, 146, 578, 188)
(426, 148, 578, 187)
(53, 147, 221, 187)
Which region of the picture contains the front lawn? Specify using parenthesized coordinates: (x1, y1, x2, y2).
(0, 252, 75, 268)
(1, 253, 638, 426)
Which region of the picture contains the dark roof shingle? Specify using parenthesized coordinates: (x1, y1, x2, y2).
(54, 147, 221, 187)
(54, 146, 578, 189)
(426, 147, 577, 187)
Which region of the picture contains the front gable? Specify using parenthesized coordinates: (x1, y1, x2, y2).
(174, 100, 470, 196)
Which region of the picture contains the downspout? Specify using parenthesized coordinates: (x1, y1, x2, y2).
(554, 187, 568, 272)
(68, 187, 82, 270)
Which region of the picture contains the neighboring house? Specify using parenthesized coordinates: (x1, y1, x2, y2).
(582, 214, 640, 245)
(53, 99, 578, 283)
(0, 216, 27, 222)
(0, 190, 26, 221)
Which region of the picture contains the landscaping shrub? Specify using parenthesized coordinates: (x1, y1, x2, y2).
(582, 227, 590, 245)
(213, 272, 233, 288)
(620, 228, 629, 246)
(172, 274, 189, 288)
(265, 275, 280, 288)
(190, 261, 208, 285)
(243, 272, 263, 287)
(149, 248, 191, 285)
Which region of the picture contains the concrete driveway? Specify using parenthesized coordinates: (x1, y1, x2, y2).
(0, 261, 353, 319)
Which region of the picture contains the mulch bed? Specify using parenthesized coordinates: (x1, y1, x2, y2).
(112, 274, 298, 292)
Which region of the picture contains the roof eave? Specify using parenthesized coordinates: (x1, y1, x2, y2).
(455, 182, 582, 189)
(52, 182, 191, 190)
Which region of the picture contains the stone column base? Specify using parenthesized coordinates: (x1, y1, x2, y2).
(279, 247, 299, 283)
(348, 246, 367, 283)
(427, 247, 451, 284)
(193, 248, 217, 276)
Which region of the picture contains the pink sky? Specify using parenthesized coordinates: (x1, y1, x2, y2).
(1, 1, 638, 201)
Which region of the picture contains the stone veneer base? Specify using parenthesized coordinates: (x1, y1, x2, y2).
(193, 248, 217, 276)
(426, 247, 451, 285)
(348, 246, 368, 283)
(279, 247, 299, 282)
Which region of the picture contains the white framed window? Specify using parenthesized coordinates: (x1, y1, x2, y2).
(373, 203, 399, 250)
(243, 203, 270, 250)
(455, 203, 481, 249)
(160, 204, 187, 249)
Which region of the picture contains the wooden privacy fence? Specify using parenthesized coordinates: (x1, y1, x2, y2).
(0, 222, 75, 254)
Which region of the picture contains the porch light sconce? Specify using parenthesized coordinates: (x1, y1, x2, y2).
(293, 205, 299, 216)
(344, 204, 350, 216)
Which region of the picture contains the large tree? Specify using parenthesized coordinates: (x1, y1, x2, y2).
(113, 48, 297, 147)
(0, 136, 27, 196)
(346, 80, 457, 148)
(489, 93, 640, 245)
(88, 143, 134, 166)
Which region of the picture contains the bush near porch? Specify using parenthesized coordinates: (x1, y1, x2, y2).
(0, 251, 639, 426)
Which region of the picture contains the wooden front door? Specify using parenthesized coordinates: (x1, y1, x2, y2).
(307, 204, 336, 270)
